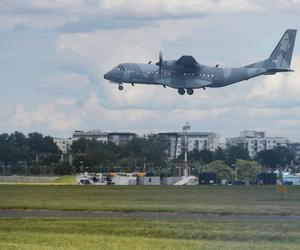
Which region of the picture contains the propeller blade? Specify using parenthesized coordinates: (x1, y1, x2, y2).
(158, 51, 163, 76)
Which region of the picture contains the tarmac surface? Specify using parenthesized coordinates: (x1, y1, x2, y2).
(1, 209, 300, 221)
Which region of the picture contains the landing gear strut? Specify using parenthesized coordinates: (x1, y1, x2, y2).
(118, 85, 123, 91)
(187, 88, 194, 95)
(178, 88, 185, 95)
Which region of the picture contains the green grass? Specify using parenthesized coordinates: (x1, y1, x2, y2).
(52, 175, 76, 184)
(0, 218, 300, 250)
(1, 185, 300, 215)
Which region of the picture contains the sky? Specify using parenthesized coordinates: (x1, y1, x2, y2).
(0, 0, 300, 140)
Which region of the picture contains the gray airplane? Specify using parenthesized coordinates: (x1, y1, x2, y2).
(104, 29, 297, 95)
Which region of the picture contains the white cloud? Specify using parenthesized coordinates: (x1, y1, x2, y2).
(9, 103, 83, 131)
(247, 57, 300, 106)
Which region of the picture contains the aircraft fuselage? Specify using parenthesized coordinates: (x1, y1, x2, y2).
(104, 63, 269, 89)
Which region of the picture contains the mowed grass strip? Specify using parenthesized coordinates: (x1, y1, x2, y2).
(1, 185, 300, 215)
(0, 218, 300, 250)
(52, 175, 76, 185)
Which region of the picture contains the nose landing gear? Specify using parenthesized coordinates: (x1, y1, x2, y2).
(118, 85, 123, 91)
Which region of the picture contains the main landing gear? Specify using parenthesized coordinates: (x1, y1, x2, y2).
(178, 88, 194, 95)
(118, 85, 123, 90)
(187, 88, 194, 95)
(178, 88, 185, 95)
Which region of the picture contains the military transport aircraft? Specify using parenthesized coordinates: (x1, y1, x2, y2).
(104, 29, 297, 95)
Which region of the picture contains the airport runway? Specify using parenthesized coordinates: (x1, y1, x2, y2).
(1, 209, 300, 222)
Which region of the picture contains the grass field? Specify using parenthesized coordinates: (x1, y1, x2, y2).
(1, 185, 300, 249)
(1, 218, 300, 250)
(52, 175, 76, 184)
(1, 185, 300, 215)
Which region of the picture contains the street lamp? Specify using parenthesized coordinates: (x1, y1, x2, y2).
(182, 122, 191, 177)
(232, 164, 238, 181)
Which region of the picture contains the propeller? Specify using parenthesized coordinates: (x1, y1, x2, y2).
(156, 51, 163, 76)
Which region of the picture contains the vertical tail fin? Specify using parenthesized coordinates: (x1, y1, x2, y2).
(245, 29, 297, 69)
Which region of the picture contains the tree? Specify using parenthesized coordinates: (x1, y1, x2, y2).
(235, 159, 262, 181)
(53, 161, 73, 175)
(178, 149, 214, 165)
(214, 147, 226, 161)
(71, 137, 89, 154)
(141, 134, 168, 168)
(256, 146, 294, 171)
(226, 144, 249, 165)
(256, 149, 278, 170)
(274, 146, 294, 168)
(199, 149, 214, 164)
(0, 132, 60, 169)
(202, 160, 233, 180)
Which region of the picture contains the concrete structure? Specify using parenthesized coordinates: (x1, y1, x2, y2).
(288, 143, 300, 162)
(73, 130, 108, 143)
(108, 132, 137, 146)
(137, 176, 161, 185)
(160, 132, 220, 159)
(111, 174, 137, 185)
(53, 138, 73, 154)
(226, 131, 289, 159)
(161, 177, 181, 185)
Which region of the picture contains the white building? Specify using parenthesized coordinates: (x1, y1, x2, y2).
(288, 143, 300, 162)
(108, 132, 137, 146)
(160, 132, 220, 160)
(53, 138, 73, 154)
(72, 130, 108, 143)
(226, 130, 289, 159)
(72, 130, 136, 146)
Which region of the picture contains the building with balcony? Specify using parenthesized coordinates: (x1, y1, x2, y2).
(226, 130, 289, 159)
(159, 132, 220, 160)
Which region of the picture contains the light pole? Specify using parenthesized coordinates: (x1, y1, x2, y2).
(80, 161, 84, 173)
(232, 164, 238, 181)
(182, 122, 191, 177)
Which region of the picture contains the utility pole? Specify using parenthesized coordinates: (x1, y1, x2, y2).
(182, 122, 191, 177)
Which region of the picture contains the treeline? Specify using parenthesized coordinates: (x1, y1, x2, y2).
(71, 135, 168, 173)
(0, 132, 60, 165)
(0, 132, 297, 177)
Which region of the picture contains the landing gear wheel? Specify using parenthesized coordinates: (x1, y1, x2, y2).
(178, 88, 185, 95)
(187, 88, 194, 95)
(118, 85, 123, 91)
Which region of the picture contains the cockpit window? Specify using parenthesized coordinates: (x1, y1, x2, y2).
(114, 65, 125, 71)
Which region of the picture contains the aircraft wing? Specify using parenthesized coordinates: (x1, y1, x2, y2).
(175, 56, 199, 69)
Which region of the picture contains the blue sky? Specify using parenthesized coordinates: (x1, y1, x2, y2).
(1, 0, 300, 140)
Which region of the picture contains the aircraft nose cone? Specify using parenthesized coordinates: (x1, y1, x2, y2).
(103, 72, 109, 79)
